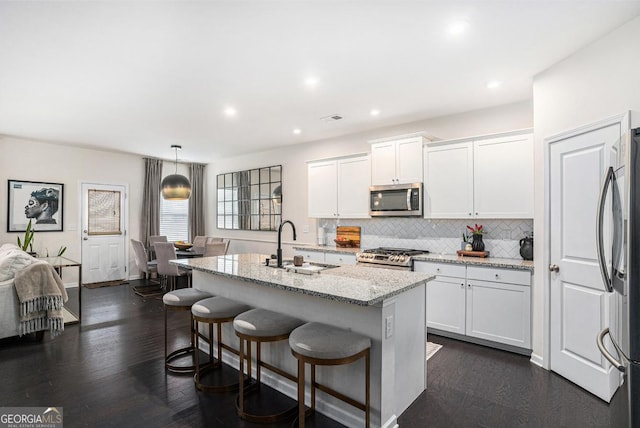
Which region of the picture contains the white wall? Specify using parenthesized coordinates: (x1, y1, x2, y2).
(532, 16, 640, 363)
(210, 100, 533, 254)
(0, 136, 149, 280)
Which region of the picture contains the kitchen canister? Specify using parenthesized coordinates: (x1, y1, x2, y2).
(519, 236, 533, 260)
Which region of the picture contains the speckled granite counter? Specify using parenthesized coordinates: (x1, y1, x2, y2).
(172, 252, 431, 427)
(293, 245, 534, 272)
(172, 253, 433, 306)
(413, 254, 534, 272)
(293, 245, 361, 255)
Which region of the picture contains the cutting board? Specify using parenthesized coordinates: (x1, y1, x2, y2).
(335, 226, 361, 248)
(456, 250, 490, 258)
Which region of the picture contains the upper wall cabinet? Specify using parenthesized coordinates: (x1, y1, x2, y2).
(370, 135, 427, 185)
(308, 154, 371, 218)
(424, 130, 534, 219)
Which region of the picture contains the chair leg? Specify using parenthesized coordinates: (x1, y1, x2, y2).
(298, 358, 305, 428)
(238, 337, 245, 415)
(365, 350, 370, 428)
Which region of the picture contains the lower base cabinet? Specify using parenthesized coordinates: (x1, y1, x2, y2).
(294, 249, 356, 266)
(415, 261, 532, 352)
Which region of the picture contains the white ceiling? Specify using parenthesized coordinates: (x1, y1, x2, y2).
(1, 1, 639, 163)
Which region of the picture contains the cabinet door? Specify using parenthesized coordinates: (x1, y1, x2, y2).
(465, 279, 531, 349)
(324, 252, 356, 265)
(424, 141, 473, 218)
(473, 133, 533, 218)
(396, 138, 424, 184)
(370, 141, 397, 185)
(337, 155, 371, 218)
(295, 250, 325, 263)
(426, 277, 466, 334)
(308, 160, 337, 218)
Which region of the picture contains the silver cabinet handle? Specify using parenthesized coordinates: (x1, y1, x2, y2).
(597, 328, 625, 372)
(549, 264, 560, 273)
(596, 166, 614, 292)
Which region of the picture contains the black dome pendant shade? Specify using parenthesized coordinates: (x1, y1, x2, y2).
(161, 145, 191, 200)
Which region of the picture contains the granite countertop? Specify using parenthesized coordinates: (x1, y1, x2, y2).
(293, 245, 534, 272)
(171, 253, 433, 306)
(293, 245, 361, 255)
(412, 254, 534, 272)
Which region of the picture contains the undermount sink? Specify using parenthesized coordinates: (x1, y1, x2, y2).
(265, 259, 338, 274)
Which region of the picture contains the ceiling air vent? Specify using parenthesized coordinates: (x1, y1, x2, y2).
(320, 114, 343, 122)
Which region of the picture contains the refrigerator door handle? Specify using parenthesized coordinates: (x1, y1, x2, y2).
(596, 166, 615, 292)
(597, 327, 625, 372)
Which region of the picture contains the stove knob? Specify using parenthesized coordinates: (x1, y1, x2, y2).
(398, 255, 406, 263)
(388, 255, 395, 262)
(368, 253, 375, 259)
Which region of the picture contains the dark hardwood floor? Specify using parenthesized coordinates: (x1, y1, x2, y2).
(0, 280, 616, 427)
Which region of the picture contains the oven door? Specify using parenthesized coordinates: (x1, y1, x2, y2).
(356, 262, 412, 271)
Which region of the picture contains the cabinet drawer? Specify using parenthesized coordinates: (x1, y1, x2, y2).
(414, 261, 466, 278)
(295, 250, 325, 263)
(466, 266, 530, 286)
(324, 252, 356, 265)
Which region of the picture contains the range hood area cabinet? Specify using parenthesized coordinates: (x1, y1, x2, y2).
(423, 130, 534, 219)
(370, 135, 427, 185)
(307, 154, 371, 218)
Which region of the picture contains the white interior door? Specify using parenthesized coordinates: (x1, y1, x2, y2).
(81, 183, 127, 284)
(549, 123, 620, 401)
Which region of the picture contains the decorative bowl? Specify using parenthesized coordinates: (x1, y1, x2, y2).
(174, 242, 193, 250)
(334, 239, 354, 248)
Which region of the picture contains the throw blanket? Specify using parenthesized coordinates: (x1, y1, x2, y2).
(14, 261, 68, 337)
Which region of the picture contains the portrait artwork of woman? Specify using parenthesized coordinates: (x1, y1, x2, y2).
(25, 187, 60, 224)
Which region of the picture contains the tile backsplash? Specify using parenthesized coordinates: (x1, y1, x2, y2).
(319, 218, 533, 259)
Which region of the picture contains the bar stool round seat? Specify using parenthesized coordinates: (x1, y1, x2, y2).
(192, 296, 252, 392)
(289, 322, 371, 428)
(233, 308, 304, 423)
(163, 288, 213, 374)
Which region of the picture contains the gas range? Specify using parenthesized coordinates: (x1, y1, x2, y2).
(356, 247, 429, 270)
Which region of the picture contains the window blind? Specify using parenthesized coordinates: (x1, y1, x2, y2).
(159, 197, 189, 242)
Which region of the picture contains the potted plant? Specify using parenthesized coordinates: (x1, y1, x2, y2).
(17, 219, 37, 256)
(461, 232, 470, 250)
(467, 224, 485, 252)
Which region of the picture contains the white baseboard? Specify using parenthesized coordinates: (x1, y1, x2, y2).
(530, 352, 544, 368)
(63, 282, 78, 289)
(381, 414, 399, 428)
(198, 337, 369, 427)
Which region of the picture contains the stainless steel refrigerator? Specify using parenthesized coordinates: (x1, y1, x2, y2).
(597, 126, 640, 428)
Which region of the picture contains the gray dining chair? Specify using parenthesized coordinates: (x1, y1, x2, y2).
(155, 242, 191, 291)
(130, 239, 163, 297)
(203, 241, 228, 257)
(148, 235, 168, 260)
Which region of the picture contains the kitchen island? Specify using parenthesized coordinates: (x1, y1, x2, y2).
(172, 253, 433, 428)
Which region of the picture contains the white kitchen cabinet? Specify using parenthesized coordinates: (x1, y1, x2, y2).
(307, 154, 370, 218)
(466, 266, 531, 349)
(294, 249, 356, 266)
(370, 136, 426, 185)
(324, 252, 356, 265)
(295, 250, 325, 263)
(473, 133, 534, 218)
(423, 130, 533, 219)
(415, 260, 532, 351)
(423, 141, 474, 218)
(415, 261, 466, 335)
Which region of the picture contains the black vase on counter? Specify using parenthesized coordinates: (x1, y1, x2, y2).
(471, 234, 485, 252)
(519, 236, 533, 260)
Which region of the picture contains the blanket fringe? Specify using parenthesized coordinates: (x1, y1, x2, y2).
(19, 295, 65, 337)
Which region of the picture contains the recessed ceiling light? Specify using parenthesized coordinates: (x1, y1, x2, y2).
(370, 109, 381, 116)
(223, 107, 237, 117)
(304, 76, 319, 87)
(293, 128, 301, 135)
(448, 20, 469, 35)
(486, 80, 502, 89)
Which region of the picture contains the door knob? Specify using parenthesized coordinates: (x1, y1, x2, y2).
(549, 264, 560, 273)
(83, 237, 88, 240)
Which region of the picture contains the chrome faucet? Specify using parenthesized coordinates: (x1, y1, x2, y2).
(277, 220, 297, 268)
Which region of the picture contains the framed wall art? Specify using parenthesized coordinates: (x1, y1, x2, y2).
(7, 179, 64, 232)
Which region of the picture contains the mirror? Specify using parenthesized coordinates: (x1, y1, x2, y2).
(216, 165, 282, 231)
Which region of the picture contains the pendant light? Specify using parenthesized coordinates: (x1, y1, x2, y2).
(161, 144, 191, 200)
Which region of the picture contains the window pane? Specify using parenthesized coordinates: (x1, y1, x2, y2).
(88, 189, 121, 235)
(159, 197, 189, 242)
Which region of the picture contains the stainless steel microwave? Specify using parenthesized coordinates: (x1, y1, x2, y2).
(369, 183, 423, 217)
